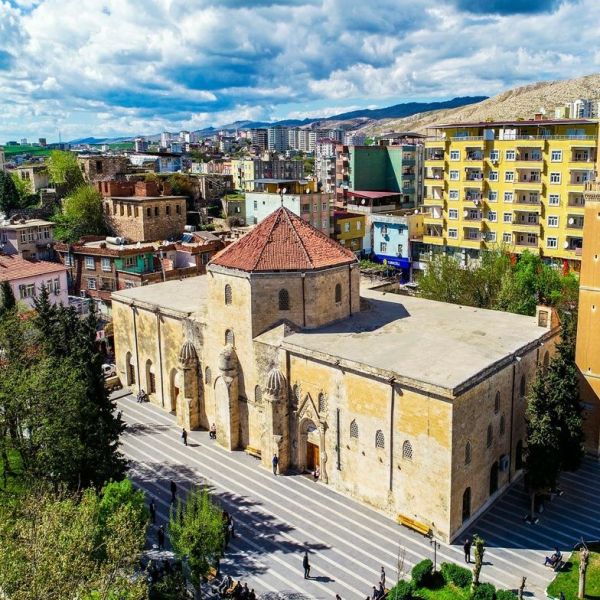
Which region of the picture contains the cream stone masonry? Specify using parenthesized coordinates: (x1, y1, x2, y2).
(112, 207, 558, 542)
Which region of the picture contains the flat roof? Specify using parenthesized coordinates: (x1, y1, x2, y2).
(283, 287, 552, 396)
(108, 195, 187, 202)
(111, 275, 208, 316)
(347, 190, 403, 199)
(248, 178, 310, 184)
(433, 118, 597, 129)
(1, 218, 54, 229)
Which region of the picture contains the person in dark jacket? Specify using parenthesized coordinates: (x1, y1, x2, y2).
(303, 550, 310, 579)
(157, 525, 165, 550)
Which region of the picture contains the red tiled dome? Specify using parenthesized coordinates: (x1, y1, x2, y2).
(210, 207, 357, 272)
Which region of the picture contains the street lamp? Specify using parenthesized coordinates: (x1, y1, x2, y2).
(429, 536, 440, 572)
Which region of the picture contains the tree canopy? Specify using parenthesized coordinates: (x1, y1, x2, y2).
(418, 249, 578, 316)
(46, 150, 84, 193)
(0, 170, 20, 215)
(53, 184, 107, 242)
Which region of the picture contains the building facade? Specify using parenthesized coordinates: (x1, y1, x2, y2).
(230, 159, 305, 191)
(78, 155, 130, 183)
(13, 165, 49, 192)
(112, 206, 558, 543)
(423, 118, 599, 268)
(0, 218, 55, 260)
(332, 211, 366, 253)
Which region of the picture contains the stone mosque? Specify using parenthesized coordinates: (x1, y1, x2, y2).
(112, 206, 558, 542)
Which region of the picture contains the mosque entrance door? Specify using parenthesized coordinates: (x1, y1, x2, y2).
(307, 442, 320, 471)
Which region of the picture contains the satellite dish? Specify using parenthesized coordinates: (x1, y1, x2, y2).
(282, 187, 287, 194)
(568, 217, 574, 225)
(305, 188, 310, 194)
(414, 209, 418, 214)
(463, 210, 469, 217)
(361, 199, 366, 205)
(564, 241, 569, 249)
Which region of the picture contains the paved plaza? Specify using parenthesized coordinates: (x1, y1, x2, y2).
(116, 393, 600, 599)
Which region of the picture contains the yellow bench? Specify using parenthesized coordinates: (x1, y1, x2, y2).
(206, 566, 218, 582)
(245, 446, 261, 459)
(397, 514, 431, 537)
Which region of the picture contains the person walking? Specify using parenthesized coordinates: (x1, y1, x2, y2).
(303, 550, 311, 579)
(335, 595, 342, 600)
(463, 537, 472, 564)
(272, 454, 279, 476)
(181, 428, 188, 446)
(149, 498, 156, 524)
(380, 566, 386, 588)
(157, 525, 165, 551)
(170, 480, 177, 504)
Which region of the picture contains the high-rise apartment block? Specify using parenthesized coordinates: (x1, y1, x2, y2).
(423, 118, 599, 268)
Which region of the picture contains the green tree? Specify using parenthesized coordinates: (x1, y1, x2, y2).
(0, 280, 16, 316)
(525, 312, 584, 518)
(53, 184, 106, 243)
(168, 173, 194, 197)
(471, 534, 485, 592)
(10, 172, 38, 208)
(168, 487, 224, 594)
(0, 485, 147, 600)
(47, 150, 84, 193)
(98, 479, 149, 537)
(0, 170, 20, 214)
(417, 254, 474, 305)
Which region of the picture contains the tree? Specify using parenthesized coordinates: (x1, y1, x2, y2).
(0, 170, 20, 214)
(471, 534, 485, 592)
(525, 312, 583, 518)
(0, 280, 16, 315)
(47, 150, 84, 193)
(10, 172, 38, 208)
(0, 485, 147, 600)
(53, 184, 106, 243)
(168, 173, 194, 197)
(168, 487, 224, 594)
(417, 254, 474, 306)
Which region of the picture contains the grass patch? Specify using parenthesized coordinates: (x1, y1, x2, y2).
(415, 582, 471, 600)
(547, 544, 600, 599)
(0, 446, 27, 500)
(4, 145, 52, 157)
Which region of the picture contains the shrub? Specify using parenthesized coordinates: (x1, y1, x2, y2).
(387, 580, 413, 600)
(411, 558, 433, 588)
(495, 591, 517, 600)
(440, 562, 472, 588)
(472, 582, 496, 600)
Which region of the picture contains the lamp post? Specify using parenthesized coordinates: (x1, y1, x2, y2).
(430, 536, 440, 572)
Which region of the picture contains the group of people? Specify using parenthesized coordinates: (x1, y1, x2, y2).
(217, 577, 257, 599)
(136, 389, 149, 403)
(367, 566, 386, 599)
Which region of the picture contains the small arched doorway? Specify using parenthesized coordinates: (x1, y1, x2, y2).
(489, 461, 499, 496)
(462, 487, 471, 522)
(299, 417, 320, 473)
(515, 439, 524, 470)
(125, 352, 135, 386)
(169, 368, 179, 413)
(145, 360, 156, 395)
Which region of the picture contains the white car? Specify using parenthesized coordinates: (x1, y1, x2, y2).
(102, 363, 117, 378)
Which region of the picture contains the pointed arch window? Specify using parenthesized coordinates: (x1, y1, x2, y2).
(278, 288, 290, 311)
(205, 366, 212, 385)
(225, 329, 234, 346)
(402, 440, 413, 461)
(318, 392, 326, 413)
(465, 441, 472, 465)
(335, 283, 342, 303)
(375, 430, 385, 449)
(224, 284, 232, 305)
(350, 420, 358, 439)
(255, 385, 263, 404)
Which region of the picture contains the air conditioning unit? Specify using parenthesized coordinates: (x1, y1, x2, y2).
(499, 455, 510, 472)
(184, 225, 196, 233)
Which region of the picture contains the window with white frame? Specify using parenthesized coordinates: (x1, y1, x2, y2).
(449, 209, 458, 219)
(448, 228, 458, 239)
(449, 170, 459, 181)
(380, 242, 387, 252)
(64, 254, 73, 267)
(488, 191, 498, 202)
(487, 211, 497, 222)
(549, 194, 560, 206)
(504, 191, 513, 203)
(505, 150, 515, 160)
(449, 190, 459, 200)
(551, 150, 562, 162)
(101, 257, 111, 272)
(356, 221, 362, 230)
(489, 171, 498, 181)
(487, 231, 497, 242)
(546, 237, 558, 249)
(53, 278, 60, 293)
(344, 222, 350, 232)
(450, 150, 460, 161)
(19, 284, 35, 299)
(124, 256, 136, 268)
(505, 171, 514, 182)
(87, 278, 97, 290)
(550, 172, 561, 184)
(503, 212, 513, 223)
(503, 232, 512, 243)
(490, 150, 500, 161)
(85, 256, 95, 270)
(548, 215, 559, 227)
(20, 231, 27, 243)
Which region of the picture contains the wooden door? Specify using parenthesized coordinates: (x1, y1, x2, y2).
(306, 442, 319, 471)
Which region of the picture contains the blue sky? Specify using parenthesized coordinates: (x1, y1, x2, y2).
(0, 0, 598, 141)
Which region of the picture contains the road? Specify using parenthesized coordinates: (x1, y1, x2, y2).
(116, 393, 600, 599)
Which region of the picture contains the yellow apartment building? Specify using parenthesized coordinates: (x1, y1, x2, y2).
(332, 211, 366, 252)
(423, 118, 599, 269)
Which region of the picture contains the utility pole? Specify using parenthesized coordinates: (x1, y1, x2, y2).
(429, 536, 440, 572)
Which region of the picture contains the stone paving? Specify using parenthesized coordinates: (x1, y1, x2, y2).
(116, 393, 600, 599)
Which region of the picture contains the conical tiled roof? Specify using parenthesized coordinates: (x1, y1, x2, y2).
(209, 207, 357, 272)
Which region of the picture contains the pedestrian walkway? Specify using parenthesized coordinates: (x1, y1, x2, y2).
(116, 394, 600, 599)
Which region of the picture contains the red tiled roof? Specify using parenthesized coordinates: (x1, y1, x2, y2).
(0, 254, 67, 283)
(210, 207, 357, 272)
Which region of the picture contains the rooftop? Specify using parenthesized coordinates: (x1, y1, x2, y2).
(347, 190, 403, 199)
(282, 287, 552, 396)
(210, 206, 357, 272)
(111, 276, 208, 316)
(433, 118, 598, 129)
(1, 218, 54, 230)
(0, 255, 66, 282)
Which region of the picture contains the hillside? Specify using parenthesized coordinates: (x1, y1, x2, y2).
(359, 72, 600, 136)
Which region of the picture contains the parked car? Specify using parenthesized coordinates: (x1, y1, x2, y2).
(102, 363, 117, 378)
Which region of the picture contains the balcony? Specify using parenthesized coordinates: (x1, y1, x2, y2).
(571, 149, 596, 164)
(465, 191, 483, 204)
(465, 150, 484, 161)
(569, 171, 595, 186)
(516, 148, 543, 163)
(512, 214, 540, 230)
(566, 215, 584, 229)
(423, 196, 444, 206)
(567, 193, 585, 209)
(425, 150, 444, 161)
(514, 234, 539, 248)
(463, 210, 483, 222)
(514, 194, 541, 210)
(425, 169, 444, 181)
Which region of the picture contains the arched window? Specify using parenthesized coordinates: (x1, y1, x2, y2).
(350, 420, 358, 439)
(516, 439, 524, 470)
(465, 441, 472, 465)
(255, 385, 262, 404)
(318, 393, 326, 413)
(486, 424, 493, 448)
(543, 351, 550, 372)
(145, 359, 156, 394)
(225, 329, 234, 346)
(500, 414, 506, 436)
(292, 384, 300, 409)
(278, 288, 290, 311)
(205, 366, 212, 385)
(494, 391, 500, 414)
(126, 351, 135, 385)
(402, 440, 413, 461)
(335, 283, 342, 303)
(462, 487, 471, 522)
(224, 284, 232, 305)
(519, 375, 526, 400)
(375, 430, 385, 449)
